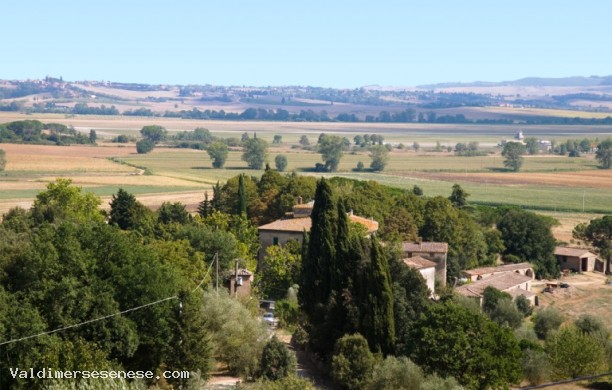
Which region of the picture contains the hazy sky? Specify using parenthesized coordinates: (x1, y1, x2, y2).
(2, 1, 610, 87)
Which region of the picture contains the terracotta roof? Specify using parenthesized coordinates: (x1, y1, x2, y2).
(455, 273, 532, 298)
(403, 256, 437, 270)
(554, 247, 596, 258)
(402, 242, 448, 253)
(258, 217, 311, 232)
(258, 214, 378, 234)
(230, 268, 253, 276)
(463, 262, 533, 276)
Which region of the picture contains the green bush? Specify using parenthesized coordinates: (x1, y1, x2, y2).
(136, 138, 155, 154)
(368, 356, 423, 390)
(521, 349, 551, 385)
(515, 295, 533, 317)
(259, 336, 297, 380)
(533, 307, 565, 339)
(546, 326, 607, 379)
(332, 334, 376, 390)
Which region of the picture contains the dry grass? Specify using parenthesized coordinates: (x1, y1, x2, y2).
(1, 144, 134, 173)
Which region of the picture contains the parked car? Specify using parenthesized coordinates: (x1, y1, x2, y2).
(263, 312, 275, 326)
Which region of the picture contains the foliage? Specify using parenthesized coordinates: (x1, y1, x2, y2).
(299, 135, 310, 146)
(533, 307, 565, 339)
(109, 188, 153, 231)
(237, 174, 247, 216)
(521, 349, 551, 385)
(595, 139, 612, 168)
(502, 141, 526, 171)
(574, 314, 609, 342)
(489, 297, 523, 329)
(573, 215, 612, 274)
(140, 125, 167, 143)
(275, 154, 288, 171)
(482, 286, 511, 314)
(408, 302, 522, 389)
(258, 336, 297, 380)
(258, 244, 301, 300)
(135, 138, 155, 154)
(331, 334, 376, 390)
(242, 137, 269, 169)
(200, 290, 268, 378)
(546, 326, 607, 379)
(31, 178, 104, 224)
(207, 140, 229, 168)
(242, 375, 315, 390)
(370, 145, 390, 171)
(157, 201, 190, 224)
(0, 149, 6, 171)
(367, 356, 424, 390)
(449, 184, 469, 208)
(515, 295, 533, 317)
(356, 161, 365, 171)
(497, 209, 559, 278)
(318, 134, 345, 172)
(412, 185, 423, 196)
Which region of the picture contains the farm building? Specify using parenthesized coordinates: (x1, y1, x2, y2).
(257, 199, 378, 260)
(226, 268, 254, 298)
(402, 241, 448, 286)
(462, 262, 534, 282)
(403, 256, 436, 297)
(455, 272, 536, 305)
(554, 246, 604, 273)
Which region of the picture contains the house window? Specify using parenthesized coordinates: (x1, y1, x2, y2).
(273, 237, 279, 245)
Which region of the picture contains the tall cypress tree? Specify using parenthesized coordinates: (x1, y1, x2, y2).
(299, 178, 338, 321)
(362, 235, 395, 355)
(237, 174, 247, 216)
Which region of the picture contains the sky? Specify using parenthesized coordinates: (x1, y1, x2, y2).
(2, 1, 611, 88)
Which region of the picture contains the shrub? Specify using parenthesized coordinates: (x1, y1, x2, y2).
(515, 295, 533, 317)
(489, 298, 523, 329)
(292, 326, 308, 351)
(368, 356, 423, 390)
(546, 326, 607, 379)
(136, 138, 155, 154)
(244, 376, 315, 390)
(356, 161, 365, 171)
(533, 307, 565, 339)
(521, 349, 551, 385)
(259, 336, 297, 380)
(574, 314, 609, 341)
(420, 374, 464, 390)
(275, 154, 288, 171)
(332, 334, 376, 390)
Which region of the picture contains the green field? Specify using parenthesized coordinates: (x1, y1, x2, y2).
(117, 149, 612, 213)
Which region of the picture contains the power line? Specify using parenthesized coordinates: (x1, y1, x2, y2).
(0, 253, 217, 347)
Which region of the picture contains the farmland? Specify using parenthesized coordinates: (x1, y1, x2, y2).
(0, 111, 611, 226)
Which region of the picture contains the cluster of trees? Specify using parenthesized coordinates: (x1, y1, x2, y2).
(454, 141, 486, 156)
(135, 125, 167, 154)
(0, 120, 95, 145)
(0, 179, 306, 389)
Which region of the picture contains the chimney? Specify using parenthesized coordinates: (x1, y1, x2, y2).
(296, 196, 303, 205)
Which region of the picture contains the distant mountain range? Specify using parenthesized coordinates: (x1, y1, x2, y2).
(417, 75, 612, 89)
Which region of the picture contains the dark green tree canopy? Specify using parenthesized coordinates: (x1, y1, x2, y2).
(242, 137, 269, 169)
(275, 154, 288, 171)
(207, 140, 229, 168)
(140, 125, 167, 143)
(502, 142, 526, 172)
(595, 139, 611, 168)
(318, 134, 345, 172)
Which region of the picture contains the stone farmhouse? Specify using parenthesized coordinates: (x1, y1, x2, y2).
(456, 262, 536, 305)
(403, 256, 436, 297)
(402, 242, 448, 286)
(461, 262, 534, 282)
(257, 199, 378, 260)
(554, 246, 605, 273)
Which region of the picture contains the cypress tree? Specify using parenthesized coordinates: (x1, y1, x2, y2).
(299, 178, 338, 322)
(237, 174, 247, 216)
(362, 235, 395, 355)
(197, 191, 210, 217)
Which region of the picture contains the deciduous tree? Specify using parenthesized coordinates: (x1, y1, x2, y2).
(502, 142, 526, 171)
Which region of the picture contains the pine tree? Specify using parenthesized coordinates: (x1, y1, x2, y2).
(237, 174, 247, 216)
(198, 191, 211, 217)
